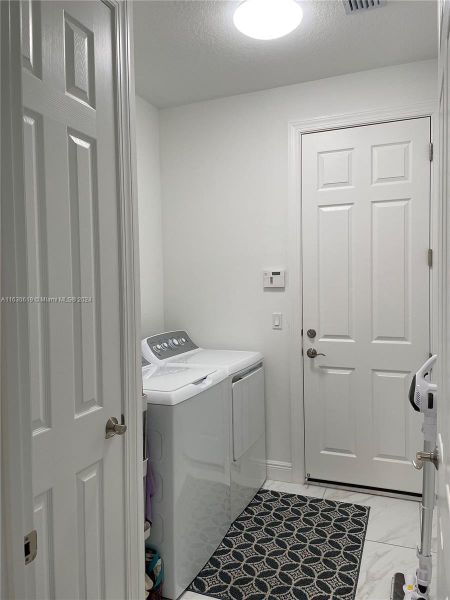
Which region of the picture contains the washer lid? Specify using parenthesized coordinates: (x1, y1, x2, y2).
(142, 364, 216, 393)
(171, 349, 263, 375)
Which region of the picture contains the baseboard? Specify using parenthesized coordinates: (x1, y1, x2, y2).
(266, 460, 293, 483)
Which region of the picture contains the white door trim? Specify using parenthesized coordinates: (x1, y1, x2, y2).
(107, 2, 144, 598)
(288, 100, 438, 484)
(1, 2, 35, 596)
(106, 0, 145, 598)
(0, 1, 144, 598)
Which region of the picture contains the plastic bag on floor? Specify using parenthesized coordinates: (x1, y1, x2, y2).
(145, 546, 163, 600)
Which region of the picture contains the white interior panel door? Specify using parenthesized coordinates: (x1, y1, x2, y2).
(21, 2, 127, 597)
(302, 118, 430, 493)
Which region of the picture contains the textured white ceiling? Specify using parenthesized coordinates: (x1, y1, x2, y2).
(133, 0, 437, 108)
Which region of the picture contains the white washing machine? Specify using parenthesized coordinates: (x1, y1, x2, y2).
(142, 331, 267, 521)
(142, 363, 230, 600)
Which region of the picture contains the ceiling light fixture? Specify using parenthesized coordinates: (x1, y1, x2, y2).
(233, 0, 303, 41)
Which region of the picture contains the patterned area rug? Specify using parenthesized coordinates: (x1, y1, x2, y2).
(189, 489, 370, 600)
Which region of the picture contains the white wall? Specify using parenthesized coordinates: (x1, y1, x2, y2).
(158, 59, 437, 479)
(135, 96, 165, 337)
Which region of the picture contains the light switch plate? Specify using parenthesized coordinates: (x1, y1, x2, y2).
(272, 312, 282, 330)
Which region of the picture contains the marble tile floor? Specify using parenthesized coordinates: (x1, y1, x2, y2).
(181, 479, 436, 600)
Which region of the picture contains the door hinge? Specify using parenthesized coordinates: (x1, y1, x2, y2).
(429, 142, 434, 162)
(24, 529, 37, 565)
(428, 248, 433, 268)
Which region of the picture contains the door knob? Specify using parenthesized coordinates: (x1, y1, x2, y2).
(306, 348, 326, 358)
(105, 417, 127, 439)
(413, 448, 439, 470)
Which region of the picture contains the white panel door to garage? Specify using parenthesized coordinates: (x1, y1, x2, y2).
(21, 2, 127, 598)
(302, 118, 430, 494)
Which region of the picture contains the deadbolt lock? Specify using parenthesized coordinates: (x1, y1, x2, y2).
(307, 329, 317, 339)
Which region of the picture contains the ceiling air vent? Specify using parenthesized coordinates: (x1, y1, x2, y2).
(342, 0, 386, 14)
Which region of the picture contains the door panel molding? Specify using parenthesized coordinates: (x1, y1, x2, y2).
(288, 101, 438, 486)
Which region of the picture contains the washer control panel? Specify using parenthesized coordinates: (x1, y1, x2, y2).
(143, 330, 197, 361)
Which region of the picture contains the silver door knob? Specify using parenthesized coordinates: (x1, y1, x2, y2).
(306, 348, 326, 358)
(413, 448, 439, 470)
(105, 417, 127, 439)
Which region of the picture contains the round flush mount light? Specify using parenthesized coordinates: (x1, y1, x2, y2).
(233, 0, 303, 41)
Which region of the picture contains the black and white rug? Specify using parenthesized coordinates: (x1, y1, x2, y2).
(189, 489, 370, 600)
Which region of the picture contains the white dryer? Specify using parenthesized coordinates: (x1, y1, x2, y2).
(143, 363, 230, 600)
(142, 331, 267, 521)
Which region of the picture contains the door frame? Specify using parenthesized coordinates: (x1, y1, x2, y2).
(0, 1, 144, 598)
(287, 101, 438, 485)
(1, 2, 35, 597)
(436, 1, 450, 595)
